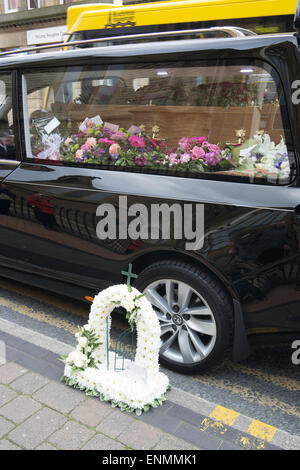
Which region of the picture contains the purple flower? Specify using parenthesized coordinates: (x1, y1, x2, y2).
(97, 148, 105, 157)
(134, 156, 149, 166)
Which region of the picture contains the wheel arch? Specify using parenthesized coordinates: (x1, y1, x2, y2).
(130, 249, 237, 300)
(129, 249, 250, 363)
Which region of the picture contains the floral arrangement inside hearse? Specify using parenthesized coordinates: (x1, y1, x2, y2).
(38, 115, 291, 183)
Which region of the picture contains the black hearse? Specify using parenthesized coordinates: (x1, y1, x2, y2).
(0, 13, 300, 373)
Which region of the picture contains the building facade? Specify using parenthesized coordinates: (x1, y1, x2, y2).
(0, 0, 144, 52)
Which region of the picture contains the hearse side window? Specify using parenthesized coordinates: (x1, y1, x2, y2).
(22, 61, 295, 185)
(0, 73, 16, 161)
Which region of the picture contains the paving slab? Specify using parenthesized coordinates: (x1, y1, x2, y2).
(174, 422, 223, 450)
(0, 362, 27, 384)
(0, 395, 41, 424)
(0, 415, 15, 439)
(81, 433, 126, 450)
(48, 420, 95, 450)
(140, 408, 182, 434)
(0, 438, 21, 450)
(118, 420, 164, 450)
(96, 408, 137, 439)
(10, 371, 49, 395)
(7, 407, 67, 449)
(33, 381, 86, 414)
(153, 434, 199, 450)
(35, 442, 58, 450)
(0, 384, 17, 407)
(70, 398, 113, 428)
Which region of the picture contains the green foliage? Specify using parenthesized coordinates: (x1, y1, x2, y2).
(61, 373, 168, 415)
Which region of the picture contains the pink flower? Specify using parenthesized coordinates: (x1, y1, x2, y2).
(86, 137, 97, 148)
(75, 149, 83, 160)
(64, 137, 73, 145)
(111, 131, 126, 140)
(203, 153, 219, 166)
(99, 138, 115, 145)
(160, 141, 167, 151)
(128, 135, 145, 147)
(81, 143, 91, 152)
(178, 137, 189, 150)
(134, 156, 149, 166)
(109, 143, 120, 156)
(192, 146, 205, 160)
(208, 144, 221, 154)
(180, 153, 190, 164)
(169, 153, 179, 163)
(149, 137, 159, 148)
(201, 141, 210, 148)
(195, 136, 207, 144)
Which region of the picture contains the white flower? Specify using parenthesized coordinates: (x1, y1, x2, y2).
(78, 336, 88, 348)
(67, 350, 88, 368)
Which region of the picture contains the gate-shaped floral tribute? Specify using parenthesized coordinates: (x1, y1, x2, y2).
(61, 268, 170, 415)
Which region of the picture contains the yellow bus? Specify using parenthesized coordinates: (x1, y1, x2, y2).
(67, 0, 298, 44)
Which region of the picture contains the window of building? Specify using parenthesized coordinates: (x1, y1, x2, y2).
(22, 60, 295, 185)
(4, 0, 18, 12)
(27, 0, 40, 9)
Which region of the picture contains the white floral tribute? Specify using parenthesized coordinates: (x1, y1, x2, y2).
(61, 284, 170, 415)
(236, 131, 290, 181)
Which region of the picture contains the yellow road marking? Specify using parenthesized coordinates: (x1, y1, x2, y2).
(247, 420, 277, 442)
(0, 278, 126, 331)
(239, 435, 266, 450)
(0, 296, 77, 333)
(209, 405, 240, 426)
(227, 362, 300, 392)
(0, 278, 89, 318)
(0, 295, 120, 351)
(239, 436, 252, 448)
(199, 414, 273, 449)
(199, 417, 228, 435)
(193, 375, 300, 418)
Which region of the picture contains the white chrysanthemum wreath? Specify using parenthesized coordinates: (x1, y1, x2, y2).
(61, 283, 170, 415)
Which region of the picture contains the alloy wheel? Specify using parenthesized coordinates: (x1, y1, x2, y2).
(144, 279, 217, 365)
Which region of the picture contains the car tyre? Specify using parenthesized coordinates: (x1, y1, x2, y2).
(135, 260, 234, 373)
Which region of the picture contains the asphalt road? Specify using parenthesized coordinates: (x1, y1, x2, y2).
(0, 276, 299, 437)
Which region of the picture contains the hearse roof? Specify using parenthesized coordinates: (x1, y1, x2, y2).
(0, 33, 298, 70)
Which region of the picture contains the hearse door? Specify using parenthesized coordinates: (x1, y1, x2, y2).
(0, 70, 122, 294)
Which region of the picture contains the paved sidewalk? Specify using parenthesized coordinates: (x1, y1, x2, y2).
(0, 360, 200, 450)
(0, 325, 298, 450)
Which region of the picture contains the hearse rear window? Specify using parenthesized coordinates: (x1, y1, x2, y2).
(22, 61, 295, 185)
